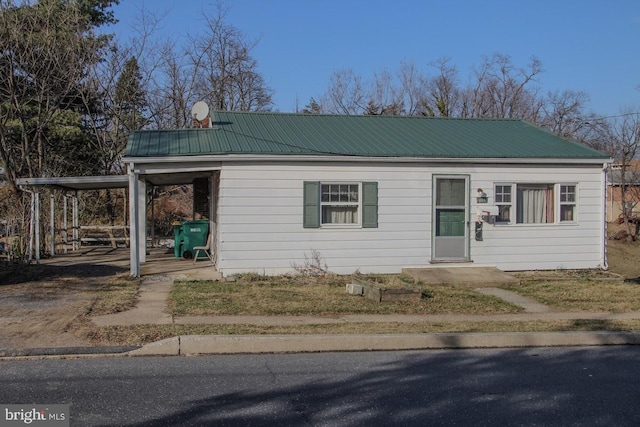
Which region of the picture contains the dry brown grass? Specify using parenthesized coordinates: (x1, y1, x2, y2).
(606, 222, 640, 279)
(88, 275, 140, 315)
(168, 273, 522, 316)
(607, 239, 640, 279)
(501, 279, 640, 312)
(89, 319, 640, 347)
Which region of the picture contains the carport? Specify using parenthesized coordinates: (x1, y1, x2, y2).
(16, 168, 218, 277)
(16, 175, 129, 263)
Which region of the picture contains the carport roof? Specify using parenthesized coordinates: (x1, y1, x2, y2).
(15, 172, 214, 190)
(16, 175, 129, 191)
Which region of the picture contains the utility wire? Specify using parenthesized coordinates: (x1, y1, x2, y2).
(590, 111, 640, 121)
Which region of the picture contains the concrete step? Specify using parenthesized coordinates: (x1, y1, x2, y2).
(403, 266, 519, 287)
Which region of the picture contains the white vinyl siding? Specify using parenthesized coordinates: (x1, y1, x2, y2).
(218, 164, 428, 275)
(213, 162, 605, 275)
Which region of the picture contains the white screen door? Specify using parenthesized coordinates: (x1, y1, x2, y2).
(433, 176, 469, 261)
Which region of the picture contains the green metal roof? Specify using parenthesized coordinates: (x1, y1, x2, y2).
(125, 111, 608, 160)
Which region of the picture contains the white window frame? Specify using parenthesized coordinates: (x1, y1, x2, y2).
(494, 184, 513, 224)
(493, 182, 578, 226)
(558, 184, 577, 223)
(320, 182, 362, 227)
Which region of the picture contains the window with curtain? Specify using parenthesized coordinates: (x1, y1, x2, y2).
(516, 184, 554, 224)
(494, 183, 577, 225)
(320, 183, 360, 225)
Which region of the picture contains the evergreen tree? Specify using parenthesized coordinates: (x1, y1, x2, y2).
(0, 0, 118, 193)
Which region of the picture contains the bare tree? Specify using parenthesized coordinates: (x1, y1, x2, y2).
(363, 68, 404, 115)
(135, 3, 273, 127)
(541, 90, 590, 138)
(461, 54, 543, 120)
(147, 43, 197, 129)
(188, 4, 273, 112)
(398, 61, 428, 116)
(608, 112, 640, 241)
(322, 66, 424, 116)
(424, 57, 460, 117)
(321, 68, 367, 115)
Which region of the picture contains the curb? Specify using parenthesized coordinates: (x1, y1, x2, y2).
(0, 346, 139, 358)
(127, 331, 640, 356)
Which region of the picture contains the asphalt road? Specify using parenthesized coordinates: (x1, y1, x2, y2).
(2, 347, 640, 426)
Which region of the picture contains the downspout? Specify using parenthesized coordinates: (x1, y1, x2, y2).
(602, 163, 608, 270)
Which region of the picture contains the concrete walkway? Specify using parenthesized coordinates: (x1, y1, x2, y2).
(474, 287, 552, 313)
(93, 278, 174, 326)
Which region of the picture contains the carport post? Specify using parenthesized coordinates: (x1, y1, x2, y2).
(137, 178, 146, 263)
(150, 186, 155, 246)
(128, 165, 146, 276)
(27, 189, 34, 262)
(50, 193, 55, 256)
(128, 166, 140, 277)
(34, 189, 40, 263)
(63, 195, 68, 253)
(72, 192, 79, 251)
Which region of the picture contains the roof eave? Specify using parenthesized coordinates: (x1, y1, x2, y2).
(123, 154, 612, 165)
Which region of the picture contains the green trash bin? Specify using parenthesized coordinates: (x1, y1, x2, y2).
(181, 220, 209, 259)
(173, 223, 184, 258)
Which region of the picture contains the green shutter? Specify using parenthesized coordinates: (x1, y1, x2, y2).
(303, 181, 320, 228)
(362, 182, 378, 228)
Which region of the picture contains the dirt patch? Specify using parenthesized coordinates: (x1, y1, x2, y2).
(0, 262, 128, 350)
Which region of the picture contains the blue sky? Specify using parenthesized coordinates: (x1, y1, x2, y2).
(108, 0, 640, 117)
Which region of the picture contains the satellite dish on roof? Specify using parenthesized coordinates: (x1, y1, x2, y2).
(191, 101, 210, 122)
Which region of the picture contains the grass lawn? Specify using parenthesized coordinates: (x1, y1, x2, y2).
(501, 275, 640, 312)
(164, 229, 640, 318)
(167, 273, 522, 316)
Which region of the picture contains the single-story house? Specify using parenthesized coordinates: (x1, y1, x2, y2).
(124, 111, 610, 277)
